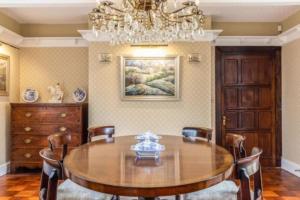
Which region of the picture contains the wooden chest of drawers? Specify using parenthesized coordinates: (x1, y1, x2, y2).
(10, 103, 88, 173)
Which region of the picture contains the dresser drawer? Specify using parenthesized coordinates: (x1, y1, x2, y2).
(12, 106, 81, 124)
(12, 134, 81, 148)
(41, 107, 82, 123)
(11, 148, 42, 162)
(12, 124, 81, 135)
(12, 106, 45, 122)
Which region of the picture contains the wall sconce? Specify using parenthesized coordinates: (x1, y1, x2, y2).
(188, 53, 202, 63)
(98, 53, 112, 63)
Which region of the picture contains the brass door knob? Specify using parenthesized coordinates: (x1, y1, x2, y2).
(222, 116, 227, 126)
(24, 127, 32, 132)
(24, 153, 32, 158)
(24, 138, 32, 144)
(25, 112, 32, 118)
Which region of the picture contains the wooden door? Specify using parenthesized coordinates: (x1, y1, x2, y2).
(215, 47, 281, 167)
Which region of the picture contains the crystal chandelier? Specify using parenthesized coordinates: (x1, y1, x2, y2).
(89, 0, 206, 44)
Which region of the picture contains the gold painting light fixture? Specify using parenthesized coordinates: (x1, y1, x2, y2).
(89, 0, 206, 44)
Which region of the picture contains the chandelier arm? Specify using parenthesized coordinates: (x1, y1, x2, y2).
(166, 5, 193, 15)
(126, 0, 135, 9)
(106, 5, 126, 13)
(159, 10, 181, 23)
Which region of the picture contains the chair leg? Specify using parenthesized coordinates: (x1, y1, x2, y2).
(239, 169, 251, 200)
(40, 170, 49, 191)
(175, 195, 181, 200)
(46, 169, 58, 200)
(111, 195, 120, 200)
(40, 170, 49, 200)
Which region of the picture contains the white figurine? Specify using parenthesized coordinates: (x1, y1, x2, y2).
(48, 83, 64, 103)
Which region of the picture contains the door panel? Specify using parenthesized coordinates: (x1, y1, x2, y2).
(224, 88, 238, 108)
(240, 111, 256, 129)
(225, 112, 238, 129)
(223, 59, 238, 84)
(216, 47, 281, 167)
(240, 87, 257, 107)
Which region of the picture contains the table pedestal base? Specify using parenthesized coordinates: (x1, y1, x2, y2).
(138, 197, 159, 200)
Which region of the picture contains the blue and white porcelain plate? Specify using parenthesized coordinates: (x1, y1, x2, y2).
(22, 88, 39, 103)
(72, 88, 87, 103)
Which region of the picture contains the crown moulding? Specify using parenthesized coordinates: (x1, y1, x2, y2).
(0, 25, 88, 47)
(0, 24, 300, 47)
(214, 24, 300, 46)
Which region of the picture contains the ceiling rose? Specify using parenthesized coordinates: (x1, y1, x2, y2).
(89, 0, 206, 44)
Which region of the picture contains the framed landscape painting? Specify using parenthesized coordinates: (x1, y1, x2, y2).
(0, 54, 9, 96)
(121, 56, 180, 101)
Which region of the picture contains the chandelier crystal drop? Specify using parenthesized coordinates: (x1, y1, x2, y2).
(89, 0, 206, 44)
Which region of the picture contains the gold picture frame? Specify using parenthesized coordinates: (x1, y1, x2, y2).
(0, 54, 9, 96)
(120, 56, 180, 101)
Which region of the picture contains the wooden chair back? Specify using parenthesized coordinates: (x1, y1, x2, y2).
(48, 132, 71, 160)
(182, 127, 212, 142)
(87, 126, 115, 142)
(225, 133, 247, 162)
(39, 148, 63, 200)
(237, 147, 263, 200)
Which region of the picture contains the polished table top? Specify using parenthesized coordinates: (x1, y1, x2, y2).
(64, 135, 234, 197)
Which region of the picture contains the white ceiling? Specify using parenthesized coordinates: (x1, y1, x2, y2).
(0, 0, 299, 24)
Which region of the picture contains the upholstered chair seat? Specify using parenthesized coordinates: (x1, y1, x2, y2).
(57, 179, 112, 200)
(183, 181, 239, 200)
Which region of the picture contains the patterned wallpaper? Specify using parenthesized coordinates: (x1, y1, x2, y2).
(89, 42, 214, 136)
(20, 48, 88, 102)
(282, 38, 300, 165)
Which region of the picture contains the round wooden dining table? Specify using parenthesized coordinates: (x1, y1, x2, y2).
(64, 135, 234, 199)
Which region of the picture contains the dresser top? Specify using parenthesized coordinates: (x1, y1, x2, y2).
(11, 103, 88, 107)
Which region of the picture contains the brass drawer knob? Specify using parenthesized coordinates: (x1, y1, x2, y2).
(59, 127, 67, 132)
(24, 127, 32, 132)
(24, 153, 32, 158)
(25, 112, 32, 118)
(24, 138, 32, 144)
(60, 113, 67, 118)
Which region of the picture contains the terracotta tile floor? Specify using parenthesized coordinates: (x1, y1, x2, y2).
(0, 168, 299, 200)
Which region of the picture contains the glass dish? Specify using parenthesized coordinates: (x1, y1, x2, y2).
(135, 131, 162, 142)
(131, 139, 165, 159)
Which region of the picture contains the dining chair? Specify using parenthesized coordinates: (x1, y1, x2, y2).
(87, 125, 115, 142)
(183, 147, 263, 200)
(182, 127, 212, 142)
(39, 147, 112, 200)
(225, 133, 247, 162)
(48, 132, 72, 161)
(237, 147, 263, 200)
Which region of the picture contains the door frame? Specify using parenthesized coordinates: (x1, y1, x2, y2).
(215, 46, 282, 166)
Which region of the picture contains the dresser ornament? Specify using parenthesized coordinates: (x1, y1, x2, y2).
(73, 88, 87, 103)
(48, 83, 64, 103)
(22, 88, 39, 103)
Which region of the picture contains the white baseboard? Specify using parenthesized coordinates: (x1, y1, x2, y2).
(0, 162, 10, 176)
(282, 158, 300, 178)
